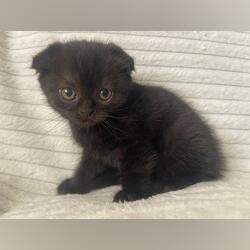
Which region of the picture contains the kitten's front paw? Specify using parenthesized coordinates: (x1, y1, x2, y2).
(113, 190, 150, 203)
(57, 178, 75, 195)
(57, 178, 91, 195)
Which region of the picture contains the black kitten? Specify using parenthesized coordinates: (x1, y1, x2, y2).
(32, 40, 222, 202)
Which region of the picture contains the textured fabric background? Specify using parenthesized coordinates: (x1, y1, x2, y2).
(0, 31, 250, 218)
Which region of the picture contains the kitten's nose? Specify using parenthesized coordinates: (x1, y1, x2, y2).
(79, 109, 94, 119)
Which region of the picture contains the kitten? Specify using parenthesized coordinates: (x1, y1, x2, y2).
(32, 40, 222, 202)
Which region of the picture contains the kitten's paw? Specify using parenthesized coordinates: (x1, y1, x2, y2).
(57, 178, 75, 195)
(113, 190, 150, 203)
(57, 178, 91, 195)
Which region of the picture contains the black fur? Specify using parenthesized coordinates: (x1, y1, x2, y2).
(32, 40, 223, 202)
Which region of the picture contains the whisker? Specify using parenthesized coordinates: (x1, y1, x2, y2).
(100, 121, 120, 140)
(104, 120, 128, 135)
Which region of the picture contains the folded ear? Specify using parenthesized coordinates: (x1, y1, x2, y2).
(31, 42, 62, 74)
(108, 43, 135, 75)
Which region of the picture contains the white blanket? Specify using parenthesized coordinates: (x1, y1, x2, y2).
(0, 31, 250, 218)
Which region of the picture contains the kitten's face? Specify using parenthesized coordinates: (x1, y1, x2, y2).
(32, 41, 135, 128)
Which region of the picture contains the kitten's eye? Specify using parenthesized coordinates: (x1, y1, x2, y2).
(99, 88, 112, 101)
(59, 87, 77, 101)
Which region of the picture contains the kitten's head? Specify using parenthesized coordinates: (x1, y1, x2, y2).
(32, 40, 135, 128)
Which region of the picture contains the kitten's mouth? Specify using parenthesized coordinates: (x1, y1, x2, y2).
(82, 118, 95, 124)
(72, 114, 104, 128)
(78, 117, 98, 127)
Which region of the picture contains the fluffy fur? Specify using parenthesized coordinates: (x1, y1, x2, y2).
(32, 40, 222, 202)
